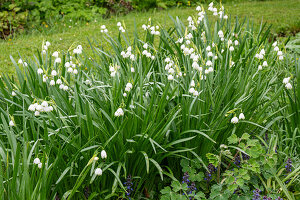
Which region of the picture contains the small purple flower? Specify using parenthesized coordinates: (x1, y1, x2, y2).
(182, 172, 190, 184)
(204, 163, 216, 182)
(263, 196, 272, 200)
(234, 154, 241, 167)
(285, 158, 292, 173)
(124, 174, 133, 199)
(252, 189, 261, 200)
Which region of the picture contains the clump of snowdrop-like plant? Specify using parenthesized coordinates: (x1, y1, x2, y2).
(142, 19, 160, 35)
(141, 43, 155, 59)
(33, 158, 42, 169)
(73, 45, 83, 54)
(123, 82, 133, 97)
(121, 46, 135, 61)
(100, 25, 108, 33)
(109, 63, 120, 77)
(28, 101, 54, 116)
(117, 22, 125, 32)
(18, 58, 28, 67)
(283, 77, 292, 89)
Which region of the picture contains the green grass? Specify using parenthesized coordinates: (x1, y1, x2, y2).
(0, 0, 299, 75)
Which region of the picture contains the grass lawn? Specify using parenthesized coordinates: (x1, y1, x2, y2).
(0, 0, 299, 75)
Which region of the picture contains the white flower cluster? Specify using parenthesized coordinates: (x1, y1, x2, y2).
(142, 43, 155, 59)
(109, 64, 120, 77)
(164, 57, 182, 81)
(121, 46, 135, 61)
(231, 113, 245, 124)
(283, 77, 292, 89)
(258, 61, 268, 71)
(180, 34, 194, 56)
(196, 6, 205, 23)
(49, 70, 58, 85)
(100, 25, 108, 33)
(273, 41, 283, 60)
(190, 54, 202, 72)
(208, 2, 228, 19)
(123, 82, 133, 97)
(188, 80, 199, 96)
(18, 59, 28, 67)
(218, 30, 224, 41)
(187, 16, 196, 30)
(255, 49, 265, 60)
(176, 37, 184, 44)
(117, 22, 125, 32)
(52, 51, 62, 64)
(33, 158, 43, 169)
(142, 23, 160, 35)
(42, 41, 51, 53)
(73, 45, 82, 54)
(114, 108, 124, 117)
(28, 101, 54, 116)
(65, 59, 78, 75)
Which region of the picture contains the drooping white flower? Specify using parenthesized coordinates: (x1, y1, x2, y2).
(51, 70, 57, 76)
(45, 41, 51, 47)
(239, 113, 245, 120)
(282, 77, 290, 84)
(34, 158, 41, 165)
(231, 117, 239, 124)
(114, 108, 124, 117)
(9, 120, 15, 126)
(229, 46, 234, 51)
(12, 91, 16, 96)
(262, 61, 268, 66)
(167, 74, 174, 80)
(37, 68, 43, 74)
(38, 163, 43, 169)
(56, 79, 62, 85)
(206, 60, 213, 66)
(34, 111, 40, 116)
(258, 65, 262, 70)
(41, 101, 48, 108)
(189, 87, 195, 94)
(63, 85, 68, 91)
(94, 156, 99, 161)
(285, 83, 292, 89)
(143, 43, 148, 49)
(54, 58, 61, 64)
(101, 150, 107, 159)
(52, 51, 59, 58)
(190, 80, 195, 87)
(95, 168, 102, 176)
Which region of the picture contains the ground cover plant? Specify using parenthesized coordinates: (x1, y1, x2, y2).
(0, 1, 299, 200)
(0, 0, 299, 75)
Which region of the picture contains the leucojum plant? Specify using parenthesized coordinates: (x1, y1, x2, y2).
(0, 1, 299, 199)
